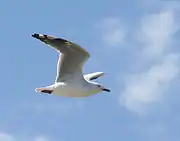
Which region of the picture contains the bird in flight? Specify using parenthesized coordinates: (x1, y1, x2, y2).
(32, 33, 110, 97)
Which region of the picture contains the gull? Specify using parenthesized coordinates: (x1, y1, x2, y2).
(32, 33, 110, 97)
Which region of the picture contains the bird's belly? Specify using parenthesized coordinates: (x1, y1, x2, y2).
(53, 85, 93, 97)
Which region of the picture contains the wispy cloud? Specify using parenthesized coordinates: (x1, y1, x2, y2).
(120, 54, 180, 114)
(0, 132, 50, 141)
(0, 133, 13, 141)
(120, 9, 180, 114)
(34, 136, 49, 141)
(138, 10, 178, 58)
(95, 18, 126, 47)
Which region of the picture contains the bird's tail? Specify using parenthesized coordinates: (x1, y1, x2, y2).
(35, 87, 53, 94)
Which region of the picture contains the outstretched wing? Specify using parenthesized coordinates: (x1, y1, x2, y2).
(32, 33, 90, 82)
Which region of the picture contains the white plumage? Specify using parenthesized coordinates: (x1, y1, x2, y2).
(32, 33, 110, 97)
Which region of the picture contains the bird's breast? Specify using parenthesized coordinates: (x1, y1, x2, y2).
(53, 82, 92, 97)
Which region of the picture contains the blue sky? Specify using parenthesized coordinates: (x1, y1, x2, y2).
(1, 0, 180, 141)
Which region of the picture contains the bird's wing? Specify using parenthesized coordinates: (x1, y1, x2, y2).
(84, 72, 104, 81)
(32, 33, 90, 82)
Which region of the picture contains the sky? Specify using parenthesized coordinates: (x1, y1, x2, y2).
(1, 0, 180, 141)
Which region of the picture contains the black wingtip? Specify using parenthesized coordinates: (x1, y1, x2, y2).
(31, 33, 39, 38)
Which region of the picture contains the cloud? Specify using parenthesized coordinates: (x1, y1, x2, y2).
(120, 9, 180, 114)
(34, 136, 49, 141)
(120, 54, 180, 114)
(138, 10, 179, 58)
(0, 132, 50, 141)
(0, 133, 14, 141)
(95, 18, 126, 47)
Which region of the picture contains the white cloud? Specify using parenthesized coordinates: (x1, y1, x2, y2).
(138, 10, 178, 58)
(0, 133, 50, 141)
(34, 136, 49, 141)
(120, 54, 180, 114)
(120, 9, 180, 114)
(0, 133, 14, 141)
(96, 18, 126, 47)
